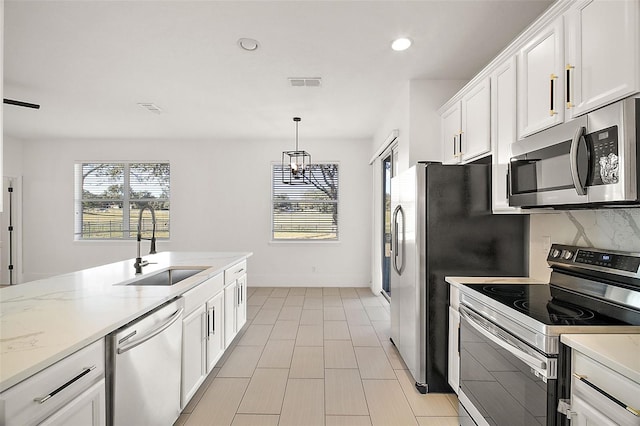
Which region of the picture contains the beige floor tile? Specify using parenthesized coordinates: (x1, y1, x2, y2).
(305, 288, 323, 297)
(356, 287, 374, 297)
(289, 346, 324, 378)
(253, 288, 274, 296)
(251, 309, 280, 325)
(323, 295, 344, 307)
(248, 294, 268, 306)
(365, 306, 390, 321)
(355, 346, 396, 379)
(446, 394, 459, 413)
(362, 379, 418, 426)
(342, 298, 364, 309)
(324, 320, 351, 340)
(278, 306, 302, 321)
(279, 379, 324, 426)
(257, 339, 295, 368)
(300, 309, 324, 325)
(395, 369, 457, 417)
(303, 297, 323, 309)
(284, 295, 305, 306)
(349, 324, 381, 347)
(295, 324, 324, 346)
(339, 287, 359, 298)
(345, 308, 372, 325)
(217, 346, 263, 377)
(269, 320, 299, 340)
(325, 369, 369, 416)
(325, 416, 372, 426)
(324, 306, 346, 320)
(237, 324, 273, 346)
(174, 413, 189, 426)
(370, 320, 390, 339)
(323, 287, 341, 296)
(246, 305, 260, 320)
(360, 296, 385, 307)
(231, 415, 280, 426)
(289, 288, 306, 296)
(416, 417, 459, 426)
(261, 297, 285, 310)
(324, 340, 358, 368)
(182, 366, 220, 413)
(271, 288, 290, 297)
(380, 340, 408, 370)
(237, 368, 289, 414)
(186, 377, 250, 426)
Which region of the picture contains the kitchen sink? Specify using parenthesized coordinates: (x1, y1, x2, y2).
(127, 268, 206, 286)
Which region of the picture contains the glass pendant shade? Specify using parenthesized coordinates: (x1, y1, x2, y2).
(282, 117, 312, 185)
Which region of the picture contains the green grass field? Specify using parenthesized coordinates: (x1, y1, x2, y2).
(82, 208, 170, 239)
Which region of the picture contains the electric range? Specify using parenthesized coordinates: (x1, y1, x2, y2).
(457, 244, 640, 426)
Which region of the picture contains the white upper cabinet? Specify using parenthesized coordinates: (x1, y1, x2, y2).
(491, 57, 520, 213)
(565, 0, 640, 118)
(460, 77, 491, 162)
(441, 102, 462, 164)
(518, 16, 565, 138)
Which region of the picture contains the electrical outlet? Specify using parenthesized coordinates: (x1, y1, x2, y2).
(311, 266, 316, 273)
(541, 236, 551, 254)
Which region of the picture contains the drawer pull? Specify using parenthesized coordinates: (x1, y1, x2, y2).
(574, 373, 640, 417)
(236, 268, 245, 274)
(34, 365, 96, 404)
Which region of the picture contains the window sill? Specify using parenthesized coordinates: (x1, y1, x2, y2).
(269, 239, 340, 245)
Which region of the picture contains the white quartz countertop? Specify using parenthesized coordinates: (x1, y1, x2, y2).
(561, 333, 640, 384)
(0, 251, 252, 392)
(445, 276, 547, 288)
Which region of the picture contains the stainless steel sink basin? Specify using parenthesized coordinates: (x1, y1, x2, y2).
(127, 268, 206, 286)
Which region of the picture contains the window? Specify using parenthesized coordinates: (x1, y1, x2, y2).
(74, 162, 170, 240)
(272, 163, 339, 240)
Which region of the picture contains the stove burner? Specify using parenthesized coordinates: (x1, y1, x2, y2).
(513, 299, 596, 322)
(481, 285, 526, 297)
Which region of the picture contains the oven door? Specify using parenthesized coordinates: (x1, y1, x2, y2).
(459, 305, 557, 426)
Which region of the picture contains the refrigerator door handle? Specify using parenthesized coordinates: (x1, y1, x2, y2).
(392, 205, 404, 275)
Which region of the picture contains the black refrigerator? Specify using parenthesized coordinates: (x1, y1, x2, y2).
(390, 161, 527, 393)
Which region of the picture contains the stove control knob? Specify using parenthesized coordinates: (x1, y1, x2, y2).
(562, 250, 574, 260)
(550, 249, 561, 258)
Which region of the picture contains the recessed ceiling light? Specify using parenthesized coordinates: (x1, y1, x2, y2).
(238, 38, 260, 51)
(391, 37, 412, 51)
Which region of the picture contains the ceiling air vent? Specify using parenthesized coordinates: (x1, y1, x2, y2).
(137, 103, 163, 114)
(288, 77, 322, 87)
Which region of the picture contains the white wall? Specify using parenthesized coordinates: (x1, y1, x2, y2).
(529, 209, 640, 280)
(15, 137, 372, 286)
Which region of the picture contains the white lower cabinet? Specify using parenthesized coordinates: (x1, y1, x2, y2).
(224, 260, 248, 347)
(0, 339, 105, 426)
(447, 285, 460, 394)
(224, 280, 238, 348)
(206, 291, 225, 371)
(180, 272, 225, 408)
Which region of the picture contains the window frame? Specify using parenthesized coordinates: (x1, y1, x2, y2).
(74, 161, 170, 241)
(271, 162, 340, 243)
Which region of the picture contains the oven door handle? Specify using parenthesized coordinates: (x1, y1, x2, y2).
(460, 306, 550, 378)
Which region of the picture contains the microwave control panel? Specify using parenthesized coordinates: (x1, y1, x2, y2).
(587, 125, 619, 186)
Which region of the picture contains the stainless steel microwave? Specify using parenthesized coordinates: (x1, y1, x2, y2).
(509, 97, 639, 208)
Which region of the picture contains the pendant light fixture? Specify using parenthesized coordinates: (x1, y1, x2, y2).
(282, 117, 312, 185)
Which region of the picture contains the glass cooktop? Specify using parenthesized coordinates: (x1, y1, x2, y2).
(463, 283, 628, 326)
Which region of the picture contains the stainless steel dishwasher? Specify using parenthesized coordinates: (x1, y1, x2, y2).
(106, 298, 184, 426)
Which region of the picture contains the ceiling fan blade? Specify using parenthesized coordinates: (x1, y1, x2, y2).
(3, 98, 41, 109)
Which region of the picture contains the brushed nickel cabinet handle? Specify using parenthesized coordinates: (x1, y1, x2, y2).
(34, 365, 96, 404)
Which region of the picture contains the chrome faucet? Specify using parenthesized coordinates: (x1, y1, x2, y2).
(134, 204, 157, 274)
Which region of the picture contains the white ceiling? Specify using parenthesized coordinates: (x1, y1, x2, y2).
(4, 0, 553, 141)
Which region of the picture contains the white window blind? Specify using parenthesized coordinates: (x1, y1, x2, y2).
(272, 163, 339, 240)
(74, 162, 170, 240)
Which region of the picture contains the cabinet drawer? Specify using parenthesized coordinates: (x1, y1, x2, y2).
(0, 339, 105, 426)
(225, 261, 247, 286)
(573, 350, 640, 413)
(183, 273, 224, 315)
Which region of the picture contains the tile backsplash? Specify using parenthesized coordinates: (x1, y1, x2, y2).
(529, 208, 640, 280)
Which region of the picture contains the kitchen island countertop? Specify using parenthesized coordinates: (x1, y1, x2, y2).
(0, 251, 252, 392)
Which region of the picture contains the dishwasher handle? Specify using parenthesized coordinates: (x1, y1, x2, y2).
(117, 307, 184, 354)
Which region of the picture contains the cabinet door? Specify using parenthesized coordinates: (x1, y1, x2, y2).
(518, 17, 564, 138)
(39, 380, 105, 426)
(206, 291, 225, 372)
(235, 275, 247, 332)
(441, 102, 462, 164)
(461, 77, 491, 162)
(447, 307, 460, 394)
(224, 282, 238, 348)
(181, 307, 206, 408)
(565, 0, 639, 118)
(491, 57, 521, 213)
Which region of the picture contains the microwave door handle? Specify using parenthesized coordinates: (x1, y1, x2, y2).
(569, 126, 588, 196)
